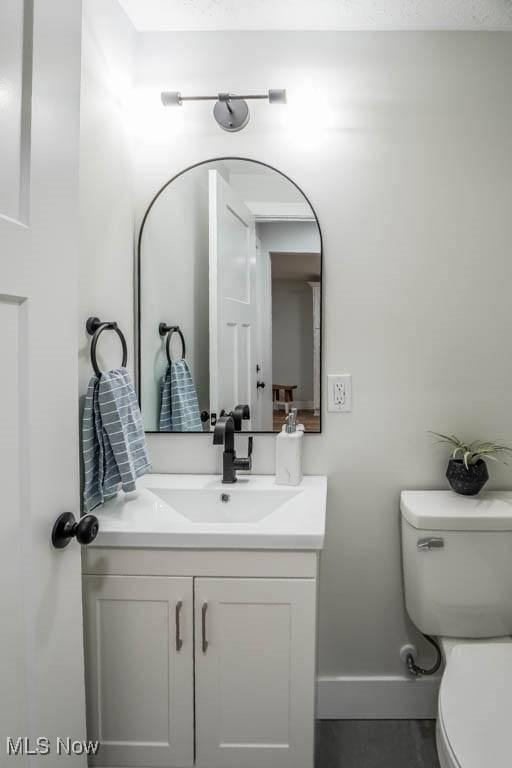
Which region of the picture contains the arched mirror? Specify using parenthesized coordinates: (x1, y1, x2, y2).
(138, 158, 322, 433)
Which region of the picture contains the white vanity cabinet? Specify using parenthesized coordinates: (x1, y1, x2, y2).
(82, 549, 318, 768)
(194, 577, 316, 768)
(83, 575, 194, 767)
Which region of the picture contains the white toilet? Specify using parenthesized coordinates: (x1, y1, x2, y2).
(401, 490, 512, 768)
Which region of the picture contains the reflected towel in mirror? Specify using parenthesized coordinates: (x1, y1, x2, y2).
(159, 359, 202, 432)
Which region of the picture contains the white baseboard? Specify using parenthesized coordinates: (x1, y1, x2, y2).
(317, 675, 441, 719)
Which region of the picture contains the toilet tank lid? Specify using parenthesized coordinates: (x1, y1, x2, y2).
(400, 490, 512, 531)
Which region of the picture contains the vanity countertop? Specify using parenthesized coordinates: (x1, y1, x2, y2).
(90, 473, 327, 550)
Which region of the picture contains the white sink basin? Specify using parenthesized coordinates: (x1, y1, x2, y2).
(150, 487, 300, 523)
(91, 474, 327, 550)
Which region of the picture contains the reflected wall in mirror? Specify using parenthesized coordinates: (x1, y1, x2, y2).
(138, 158, 322, 433)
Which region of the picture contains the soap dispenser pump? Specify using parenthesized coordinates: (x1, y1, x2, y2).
(275, 408, 303, 486)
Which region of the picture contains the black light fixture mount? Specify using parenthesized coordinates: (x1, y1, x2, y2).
(160, 89, 286, 132)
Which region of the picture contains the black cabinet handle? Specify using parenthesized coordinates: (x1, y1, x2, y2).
(52, 512, 99, 549)
(175, 601, 183, 651)
(202, 602, 209, 653)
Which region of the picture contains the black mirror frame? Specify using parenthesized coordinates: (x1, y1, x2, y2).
(136, 156, 323, 435)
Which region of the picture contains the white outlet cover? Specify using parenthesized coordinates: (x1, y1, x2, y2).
(328, 374, 352, 412)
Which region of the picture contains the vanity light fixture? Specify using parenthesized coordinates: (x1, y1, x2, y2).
(160, 89, 287, 132)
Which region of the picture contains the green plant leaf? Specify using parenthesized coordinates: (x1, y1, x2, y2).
(429, 432, 469, 456)
(429, 431, 460, 445)
(430, 431, 512, 465)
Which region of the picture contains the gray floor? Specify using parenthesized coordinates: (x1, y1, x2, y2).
(315, 720, 440, 768)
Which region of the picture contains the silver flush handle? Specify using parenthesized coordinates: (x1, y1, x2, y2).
(417, 537, 444, 550)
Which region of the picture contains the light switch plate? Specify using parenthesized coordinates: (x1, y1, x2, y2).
(328, 374, 352, 412)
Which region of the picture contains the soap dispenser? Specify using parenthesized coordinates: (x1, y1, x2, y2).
(275, 408, 303, 486)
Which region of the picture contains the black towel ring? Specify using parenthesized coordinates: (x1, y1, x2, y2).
(159, 322, 186, 363)
(86, 316, 128, 377)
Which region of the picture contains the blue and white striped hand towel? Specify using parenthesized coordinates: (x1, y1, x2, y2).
(82, 367, 151, 512)
(159, 359, 202, 432)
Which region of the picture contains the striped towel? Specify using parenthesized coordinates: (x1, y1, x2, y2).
(82, 367, 151, 512)
(159, 359, 202, 432)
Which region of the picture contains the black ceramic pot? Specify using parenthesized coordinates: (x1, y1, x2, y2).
(446, 458, 489, 496)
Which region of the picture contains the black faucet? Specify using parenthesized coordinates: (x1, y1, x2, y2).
(213, 405, 253, 483)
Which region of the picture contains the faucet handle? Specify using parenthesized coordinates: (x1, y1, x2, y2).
(233, 435, 253, 472)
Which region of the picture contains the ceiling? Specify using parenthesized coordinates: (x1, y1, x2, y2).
(117, 0, 512, 31)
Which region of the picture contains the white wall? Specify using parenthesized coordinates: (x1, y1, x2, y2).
(79, 0, 135, 395)
(80, 25, 512, 716)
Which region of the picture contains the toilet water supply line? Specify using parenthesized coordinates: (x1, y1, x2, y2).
(406, 634, 442, 677)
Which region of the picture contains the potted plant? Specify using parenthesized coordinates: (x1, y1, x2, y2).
(429, 432, 512, 496)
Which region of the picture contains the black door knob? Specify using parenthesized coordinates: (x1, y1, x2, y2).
(52, 512, 99, 549)
(257, 381, 266, 389)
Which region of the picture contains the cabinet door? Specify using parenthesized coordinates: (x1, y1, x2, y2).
(83, 575, 194, 767)
(195, 578, 316, 768)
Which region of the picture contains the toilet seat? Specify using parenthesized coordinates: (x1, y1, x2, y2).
(438, 643, 512, 768)
(437, 712, 462, 768)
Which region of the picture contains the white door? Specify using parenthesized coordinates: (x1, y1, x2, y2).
(83, 576, 194, 767)
(0, 0, 87, 762)
(195, 578, 317, 768)
(209, 170, 258, 428)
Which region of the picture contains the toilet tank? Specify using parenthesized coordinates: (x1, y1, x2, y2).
(401, 491, 512, 638)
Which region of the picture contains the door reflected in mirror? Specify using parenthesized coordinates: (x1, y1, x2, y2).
(138, 158, 322, 433)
